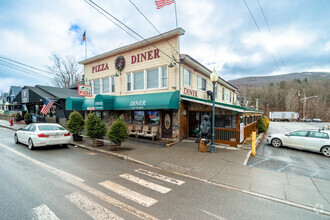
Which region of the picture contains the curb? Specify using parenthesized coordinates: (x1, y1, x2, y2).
(73, 142, 330, 216)
(0, 124, 18, 131)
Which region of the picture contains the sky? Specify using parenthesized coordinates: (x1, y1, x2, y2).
(0, 0, 330, 92)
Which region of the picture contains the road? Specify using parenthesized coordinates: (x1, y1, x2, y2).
(0, 127, 327, 220)
(248, 122, 330, 180)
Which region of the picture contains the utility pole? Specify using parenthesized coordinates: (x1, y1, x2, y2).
(297, 90, 300, 120)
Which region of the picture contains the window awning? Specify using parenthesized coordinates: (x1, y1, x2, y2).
(181, 95, 264, 113)
(66, 91, 180, 111)
(66, 97, 95, 110)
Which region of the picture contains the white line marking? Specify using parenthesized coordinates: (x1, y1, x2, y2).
(99, 180, 158, 207)
(248, 158, 269, 167)
(201, 209, 227, 220)
(276, 164, 292, 172)
(65, 192, 124, 220)
(135, 169, 185, 185)
(0, 143, 158, 220)
(31, 204, 59, 220)
(120, 173, 171, 194)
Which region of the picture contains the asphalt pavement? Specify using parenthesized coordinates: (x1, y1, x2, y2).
(1, 119, 330, 217)
(1, 127, 328, 219)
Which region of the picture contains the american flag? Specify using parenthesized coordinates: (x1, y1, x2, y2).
(82, 31, 86, 41)
(41, 99, 54, 115)
(155, 0, 174, 9)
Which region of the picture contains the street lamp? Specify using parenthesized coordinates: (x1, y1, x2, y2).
(210, 68, 218, 153)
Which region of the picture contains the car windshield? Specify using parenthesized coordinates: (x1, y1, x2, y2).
(38, 125, 65, 131)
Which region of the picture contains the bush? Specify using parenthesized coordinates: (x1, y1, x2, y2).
(264, 117, 270, 128)
(85, 113, 106, 139)
(66, 111, 85, 134)
(107, 117, 129, 144)
(24, 112, 30, 120)
(257, 116, 268, 133)
(15, 113, 21, 119)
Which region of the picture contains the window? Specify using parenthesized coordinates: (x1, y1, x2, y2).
(215, 115, 237, 129)
(214, 85, 218, 99)
(94, 79, 101, 94)
(102, 78, 109, 93)
(289, 130, 308, 137)
(147, 68, 158, 89)
(222, 87, 225, 101)
(161, 67, 168, 88)
(198, 76, 206, 91)
(134, 71, 144, 90)
(132, 111, 144, 124)
(308, 131, 329, 139)
(184, 68, 191, 86)
(230, 92, 232, 103)
(145, 111, 160, 125)
(111, 76, 115, 93)
(127, 73, 131, 91)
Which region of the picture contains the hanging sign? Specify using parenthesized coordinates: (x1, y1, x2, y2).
(78, 84, 92, 97)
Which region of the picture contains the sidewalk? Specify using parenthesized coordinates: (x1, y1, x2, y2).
(0, 119, 329, 215)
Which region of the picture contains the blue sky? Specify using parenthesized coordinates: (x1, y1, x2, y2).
(0, 0, 330, 92)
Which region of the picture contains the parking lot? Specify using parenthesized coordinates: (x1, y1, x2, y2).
(248, 122, 330, 180)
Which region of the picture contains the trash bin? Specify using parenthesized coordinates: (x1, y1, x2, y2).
(198, 139, 208, 152)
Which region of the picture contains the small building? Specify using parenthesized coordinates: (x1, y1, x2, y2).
(66, 28, 263, 144)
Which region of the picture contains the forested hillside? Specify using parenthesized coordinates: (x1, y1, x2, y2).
(240, 78, 329, 121)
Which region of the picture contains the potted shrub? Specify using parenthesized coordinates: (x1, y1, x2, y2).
(66, 111, 85, 141)
(107, 116, 129, 151)
(15, 113, 21, 122)
(24, 112, 32, 124)
(85, 113, 106, 147)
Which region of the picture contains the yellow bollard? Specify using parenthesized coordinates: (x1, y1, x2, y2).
(252, 131, 256, 156)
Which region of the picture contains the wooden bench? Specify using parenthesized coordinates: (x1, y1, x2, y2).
(144, 126, 159, 141)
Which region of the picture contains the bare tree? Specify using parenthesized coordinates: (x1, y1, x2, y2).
(47, 55, 83, 88)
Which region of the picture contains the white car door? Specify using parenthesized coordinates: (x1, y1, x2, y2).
(19, 125, 31, 144)
(285, 130, 308, 149)
(304, 131, 328, 152)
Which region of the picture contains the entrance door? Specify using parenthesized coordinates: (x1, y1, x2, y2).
(162, 111, 172, 138)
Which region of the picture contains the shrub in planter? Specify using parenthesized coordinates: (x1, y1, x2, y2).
(85, 113, 106, 147)
(15, 113, 22, 122)
(66, 111, 85, 141)
(257, 116, 267, 133)
(24, 112, 32, 124)
(107, 116, 129, 150)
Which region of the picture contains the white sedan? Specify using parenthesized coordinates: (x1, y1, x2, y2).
(266, 129, 330, 157)
(14, 123, 71, 150)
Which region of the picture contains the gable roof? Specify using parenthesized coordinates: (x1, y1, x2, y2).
(8, 86, 22, 97)
(36, 85, 79, 99)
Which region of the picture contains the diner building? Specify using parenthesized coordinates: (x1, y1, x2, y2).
(66, 28, 263, 144)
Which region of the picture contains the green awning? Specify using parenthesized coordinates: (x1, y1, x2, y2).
(94, 94, 115, 110)
(66, 97, 95, 110)
(113, 91, 180, 110)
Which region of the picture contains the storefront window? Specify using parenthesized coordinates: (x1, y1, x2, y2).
(147, 68, 158, 89)
(134, 71, 144, 90)
(94, 79, 101, 94)
(102, 111, 109, 123)
(127, 73, 131, 91)
(102, 78, 109, 93)
(96, 111, 101, 118)
(132, 111, 144, 124)
(222, 87, 225, 101)
(198, 76, 206, 91)
(111, 76, 115, 93)
(184, 68, 191, 86)
(215, 115, 237, 129)
(161, 67, 167, 88)
(145, 111, 160, 125)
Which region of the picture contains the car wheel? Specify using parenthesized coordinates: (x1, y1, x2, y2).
(271, 138, 282, 148)
(321, 146, 330, 157)
(28, 138, 34, 150)
(14, 134, 19, 144)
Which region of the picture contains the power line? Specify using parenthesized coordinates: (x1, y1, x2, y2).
(0, 60, 53, 80)
(257, 0, 287, 71)
(0, 55, 56, 76)
(84, 0, 173, 62)
(242, 0, 282, 72)
(128, 0, 178, 54)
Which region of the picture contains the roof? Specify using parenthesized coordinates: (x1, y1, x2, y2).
(36, 85, 79, 99)
(180, 54, 238, 92)
(79, 28, 185, 65)
(8, 86, 22, 96)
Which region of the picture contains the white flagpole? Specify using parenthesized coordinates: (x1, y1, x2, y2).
(174, 0, 178, 28)
(85, 31, 87, 59)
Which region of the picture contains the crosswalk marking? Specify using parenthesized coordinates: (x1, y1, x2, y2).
(135, 169, 185, 185)
(65, 192, 124, 220)
(99, 180, 158, 207)
(120, 173, 172, 194)
(31, 204, 59, 220)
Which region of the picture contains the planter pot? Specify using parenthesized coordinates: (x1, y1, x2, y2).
(109, 143, 121, 151)
(24, 119, 32, 125)
(93, 139, 104, 147)
(72, 133, 83, 141)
